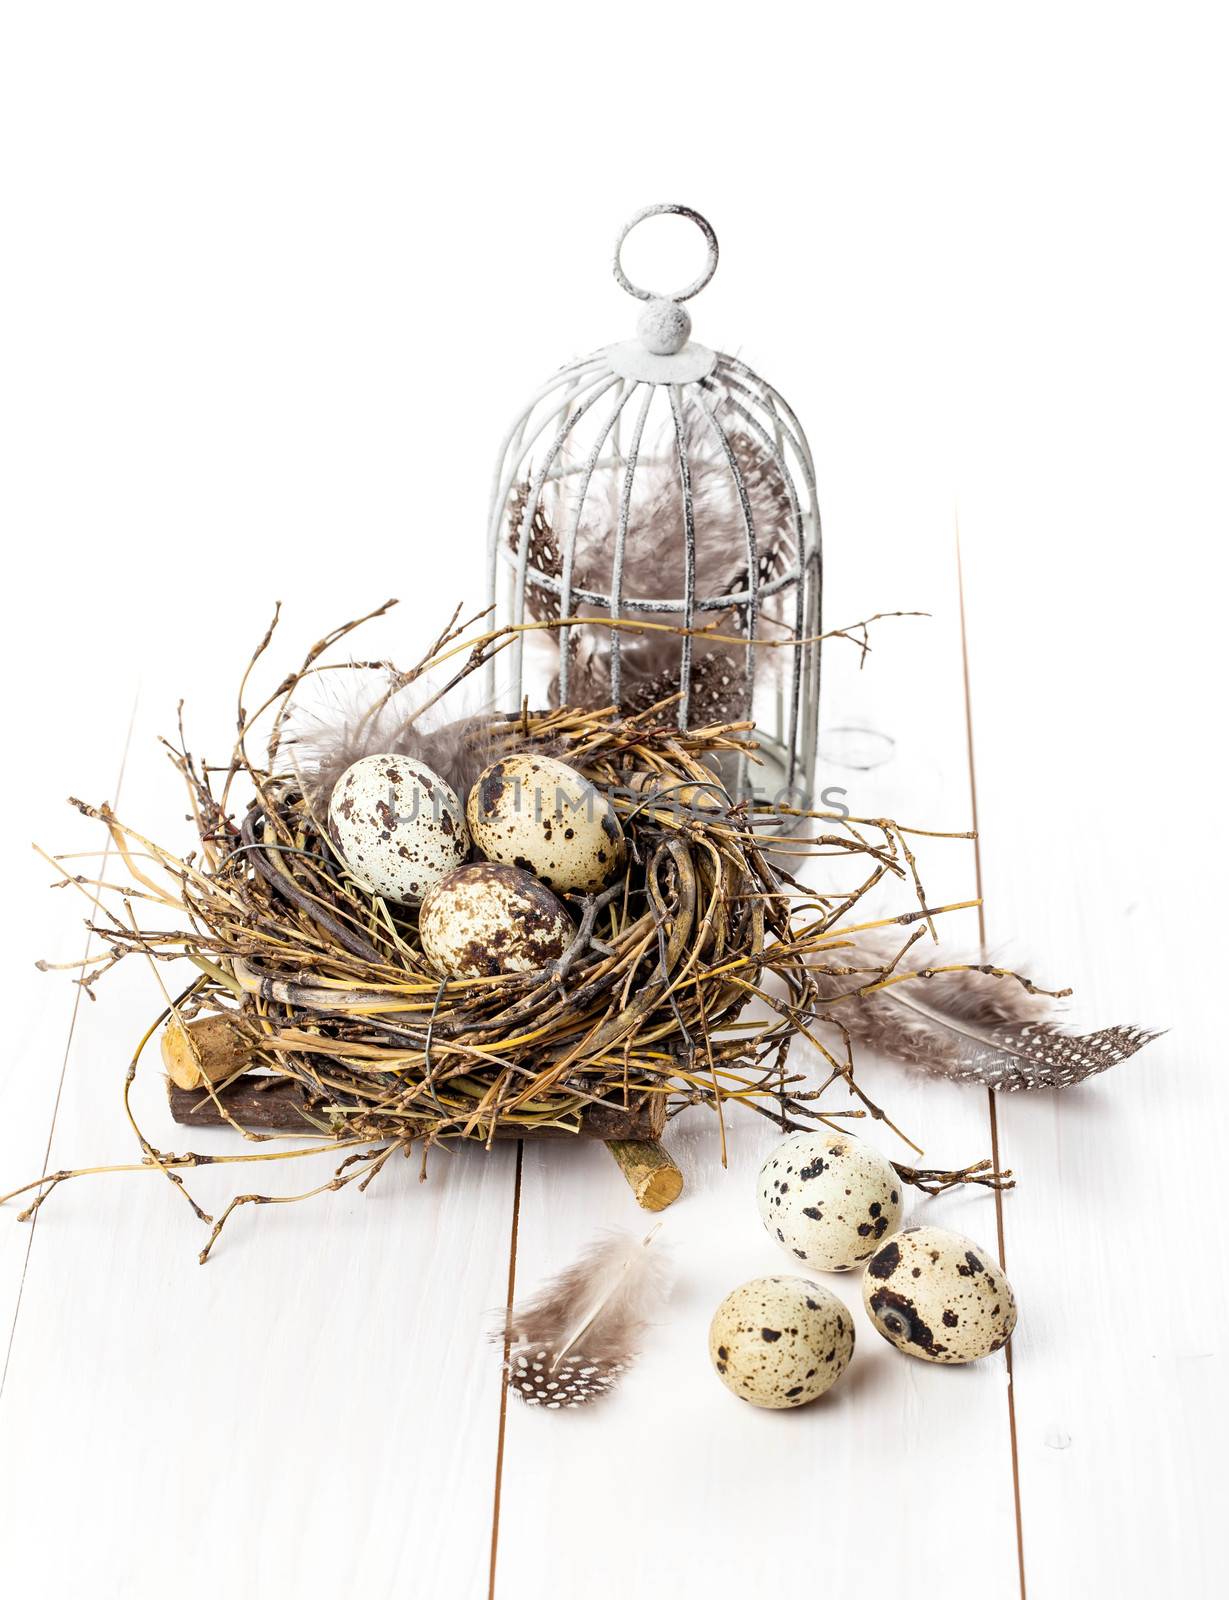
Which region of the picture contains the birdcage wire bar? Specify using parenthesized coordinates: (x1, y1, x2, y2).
(485, 207, 823, 812)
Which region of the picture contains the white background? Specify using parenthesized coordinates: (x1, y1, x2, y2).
(1, 5, 1225, 1598)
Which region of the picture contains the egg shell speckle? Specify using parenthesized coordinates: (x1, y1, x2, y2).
(418, 862, 574, 978)
(709, 1276, 854, 1409)
(862, 1225, 1018, 1364)
(467, 754, 625, 893)
(757, 1131, 903, 1272)
(328, 754, 467, 905)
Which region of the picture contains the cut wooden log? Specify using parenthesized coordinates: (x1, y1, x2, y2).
(605, 1138, 685, 1211)
(160, 1014, 252, 1091)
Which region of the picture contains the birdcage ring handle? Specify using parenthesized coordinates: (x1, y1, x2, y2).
(613, 204, 719, 303)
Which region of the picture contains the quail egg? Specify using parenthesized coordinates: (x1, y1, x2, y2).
(467, 753, 625, 893)
(757, 1131, 903, 1272)
(862, 1225, 1018, 1364)
(709, 1275, 854, 1409)
(328, 754, 467, 904)
(418, 861, 574, 978)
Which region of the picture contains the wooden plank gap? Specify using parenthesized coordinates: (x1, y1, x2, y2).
(955, 513, 1027, 1600)
(487, 1138, 523, 1600)
(0, 688, 140, 1403)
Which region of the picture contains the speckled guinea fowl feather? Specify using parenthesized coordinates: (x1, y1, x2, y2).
(502, 1228, 670, 1408)
(812, 938, 1160, 1091)
(876, 990, 1160, 1091)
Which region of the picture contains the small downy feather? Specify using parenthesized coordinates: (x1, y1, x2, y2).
(278, 671, 541, 823)
(502, 1227, 671, 1408)
(810, 937, 1161, 1091)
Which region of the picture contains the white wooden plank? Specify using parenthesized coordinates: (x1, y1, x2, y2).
(957, 490, 1227, 1597)
(0, 946, 517, 1599)
(0, 600, 519, 1598)
(0, 639, 137, 1370)
(496, 466, 1022, 1598)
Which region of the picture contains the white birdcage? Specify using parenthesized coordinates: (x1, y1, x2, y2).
(486, 204, 822, 811)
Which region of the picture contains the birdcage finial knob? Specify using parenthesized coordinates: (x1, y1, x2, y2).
(614, 204, 718, 355)
(635, 298, 690, 355)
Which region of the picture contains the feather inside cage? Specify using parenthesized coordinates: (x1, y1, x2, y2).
(487, 204, 823, 808)
(507, 401, 797, 725)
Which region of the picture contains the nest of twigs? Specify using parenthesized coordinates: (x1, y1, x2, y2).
(10, 602, 1013, 1258)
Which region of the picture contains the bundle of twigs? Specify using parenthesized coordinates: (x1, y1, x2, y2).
(6, 602, 1024, 1259)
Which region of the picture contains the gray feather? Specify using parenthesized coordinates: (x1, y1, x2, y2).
(812, 937, 1160, 1091)
(507, 390, 795, 717)
(501, 1228, 670, 1408)
(278, 673, 521, 818)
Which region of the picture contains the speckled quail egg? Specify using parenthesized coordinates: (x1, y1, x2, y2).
(757, 1131, 903, 1272)
(709, 1276, 854, 1409)
(467, 753, 625, 893)
(328, 754, 468, 904)
(862, 1225, 1018, 1364)
(418, 862, 574, 978)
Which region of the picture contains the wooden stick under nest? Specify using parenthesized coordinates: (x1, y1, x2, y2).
(165, 1029, 685, 1210)
(605, 1138, 685, 1211)
(166, 1070, 669, 1142)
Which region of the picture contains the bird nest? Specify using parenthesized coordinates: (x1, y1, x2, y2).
(11, 602, 1023, 1259)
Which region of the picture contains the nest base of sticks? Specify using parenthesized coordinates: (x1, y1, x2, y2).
(164, 1016, 684, 1211)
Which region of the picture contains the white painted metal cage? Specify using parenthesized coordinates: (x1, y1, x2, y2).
(486, 204, 822, 809)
